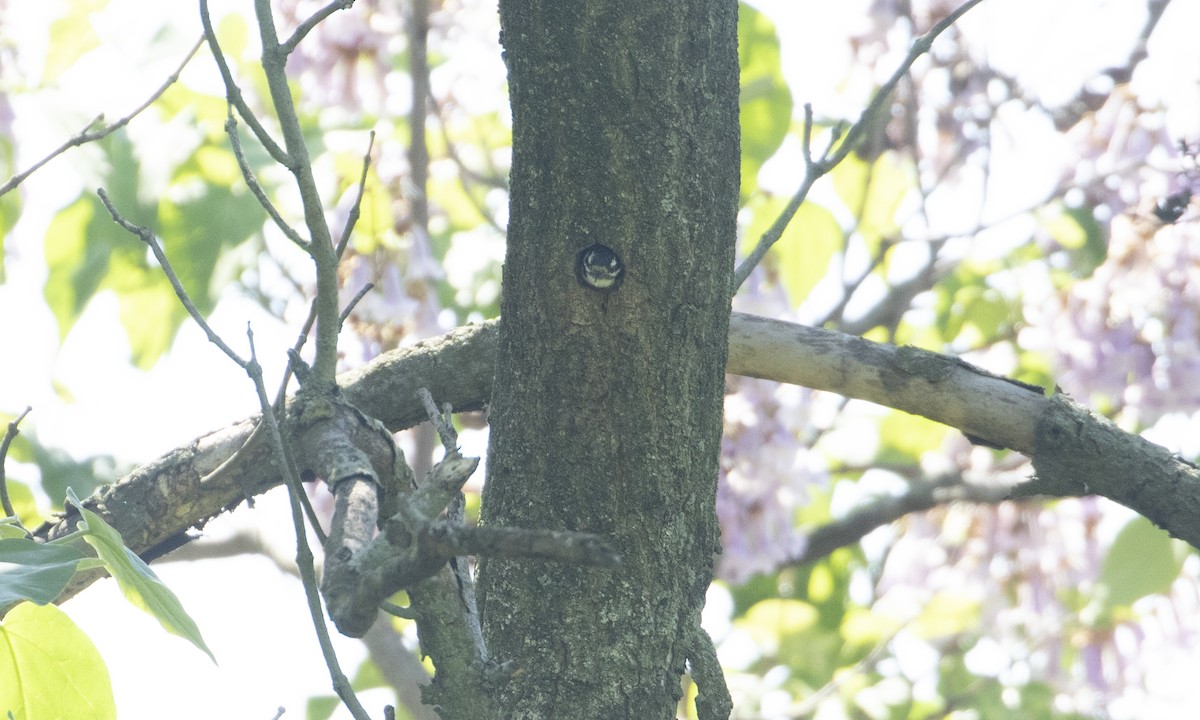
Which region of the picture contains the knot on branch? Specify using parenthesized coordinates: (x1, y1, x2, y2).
(288, 386, 396, 494)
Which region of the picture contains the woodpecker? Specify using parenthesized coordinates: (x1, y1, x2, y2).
(1153, 189, 1192, 225)
(575, 243, 625, 290)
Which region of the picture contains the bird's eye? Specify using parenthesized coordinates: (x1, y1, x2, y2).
(575, 243, 625, 291)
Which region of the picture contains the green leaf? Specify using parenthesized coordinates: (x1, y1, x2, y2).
(1097, 516, 1186, 611)
(0, 538, 87, 607)
(775, 203, 841, 306)
(912, 592, 980, 639)
(743, 194, 842, 307)
(928, 258, 1023, 348)
(830, 151, 914, 258)
(742, 598, 819, 643)
(0, 517, 31, 540)
(0, 480, 43, 529)
(44, 132, 153, 344)
(0, 601, 116, 720)
(738, 2, 793, 198)
(876, 410, 949, 464)
(65, 490, 216, 663)
(115, 279, 181, 368)
(43, 196, 111, 340)
(26, 436, 114, 511)
(1038, 202, 1106, 278)
(950, 285, 1013, 347)
(840, 607, 902, 646)
(42, 0, 108, 83)
(44, 129, 262, 367)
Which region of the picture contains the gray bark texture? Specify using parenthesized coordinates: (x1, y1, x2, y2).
(476, 1, 739, 718)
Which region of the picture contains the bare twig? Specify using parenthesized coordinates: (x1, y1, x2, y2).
(418, 388, 457, 452)
(0, 37, 204, 198)
(832, 0, 988, 169)
(251, 0, 342, 387)
(340, 283, 375, 328)
(282, 0, 356, 55)
(335, 131, 377, 259)
(789, 478, 1015, 567)
(225, 110, 311, 252)
(732, 0, 989, 290)
(199, 0, 291, 167)
(95, 188, 250, 368)
(733, 105, 834, 289)
(197, 297, 322, 514)
(0, 406, 32, 520)
(244, 327, 370, 719)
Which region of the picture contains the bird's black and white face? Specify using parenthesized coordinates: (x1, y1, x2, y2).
(1154, 189, 1193, 225)
(576, 243, 625, 290)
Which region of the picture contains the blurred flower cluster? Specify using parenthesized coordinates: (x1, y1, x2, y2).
(276, 0, 398, 115)
(1031, 210, 1200, 424)
(877, 460, 1200, 715)
(718, 375, 823, 583)
(1022, 105, 1200, 424)
(717, 266, 829, 583)
(772, 2, 1200, 715)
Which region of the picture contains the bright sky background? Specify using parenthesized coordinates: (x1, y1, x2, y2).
(4, 0, 1200, 718)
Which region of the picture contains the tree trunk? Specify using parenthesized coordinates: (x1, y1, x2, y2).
(477, 1, 739, 718)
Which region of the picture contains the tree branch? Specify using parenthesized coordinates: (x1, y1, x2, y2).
(199, 0, 291, 167)
(0, 406, 32, 520)
(35, 312, 1200, 600)
(224, 110, 311, 252)
(790, 478, 1015, 567)
(282, 0, 356, 55)
(733, 0, 988, 288)
(250, 0, 342, 386)
(95, 188, 251, 368)
(0, 37, 205, 198)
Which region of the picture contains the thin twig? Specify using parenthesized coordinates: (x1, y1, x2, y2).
(335, 130, 377, 259)
(95, 188, 250, 368)
(0, 406, 32, 519)
(271, 308, 328, 543)
(282, 0, 356, 56)
(225, 110, 311, 251)
(832, 0, 988, 169)
(251, 0, 342, 387)
(789, 477, 1016, 568)
(339, 283, 375, 328)
(418, 388, 457, 453)
(732, 0, 988, 290)
(733, 105, 827, 290)
(198, 300, 322, 507)
(243, 327, 369, 719)
(199, 0, 291, 168)
(0, 37, 205, 198)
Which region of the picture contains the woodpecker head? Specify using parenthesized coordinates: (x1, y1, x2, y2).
(575, 243, 625, 291)
(1154, 189, 1192, 225)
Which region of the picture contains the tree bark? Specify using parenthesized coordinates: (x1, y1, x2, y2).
(476, 1, 739, 718)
